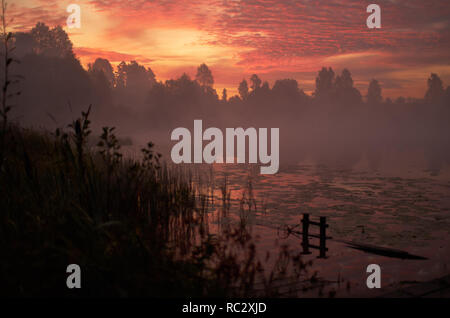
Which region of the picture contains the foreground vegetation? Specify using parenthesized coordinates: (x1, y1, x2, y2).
(0, 107, 315, 297)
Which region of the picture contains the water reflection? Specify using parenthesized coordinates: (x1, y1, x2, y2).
(185, 159, 450, 297)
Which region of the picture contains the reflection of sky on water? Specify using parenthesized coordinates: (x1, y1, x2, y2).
(189, 162, 450, 297)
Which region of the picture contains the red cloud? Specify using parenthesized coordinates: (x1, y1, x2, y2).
(11, 0, 450, 97)
(74, 47, 154, 64)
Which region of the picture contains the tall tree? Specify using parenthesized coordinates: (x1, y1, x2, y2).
(272, 79, 299, 95)
(367, 79, 382, 105)
(335, 68, 353, 90)
(30, 22, 51, 55)
(221, 88, 227, 101)
(89, 58, 114, 87)
(115, 60, 155, 90)
(334, 68, 362, 105)
(238, 79, 249, 100)
(314, 67, 335, 99)
(49, 25, 74, 58)
(250, 74, 261, 91)
(30, 23, 73, 58)
(115, 61, 127, 89)
(195, 63, 214, 88)
(425, 73, 444, 103)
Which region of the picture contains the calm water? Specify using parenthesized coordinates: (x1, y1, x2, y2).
(187, 159, 450, 297)
(123, 136, 450, 296)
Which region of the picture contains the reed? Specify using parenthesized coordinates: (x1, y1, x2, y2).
(0, 108, 316, 297)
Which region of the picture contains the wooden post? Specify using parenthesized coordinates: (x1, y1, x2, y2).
(301, 213, 311, 254)
(319, 216, 327, 258)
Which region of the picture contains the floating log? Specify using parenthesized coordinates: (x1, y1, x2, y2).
(339, 240, 428, 260)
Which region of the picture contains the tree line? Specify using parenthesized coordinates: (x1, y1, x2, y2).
(3, 22, 450, 174)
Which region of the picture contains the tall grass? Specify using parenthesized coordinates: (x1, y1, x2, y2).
(0, 106, 318, 297)
(1, 112, 203, 296)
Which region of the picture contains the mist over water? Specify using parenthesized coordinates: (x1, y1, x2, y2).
(180, 161, 450, 296)
(7, 28, 450, 174)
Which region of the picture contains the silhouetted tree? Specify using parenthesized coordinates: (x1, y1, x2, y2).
(221, 88, 227, 101)
(250, 74, 261, 91)
(50, 26, 74, 58)
(272, 79, 305, 103)
(367, 79, 382, 105)
(272, 79, 299, 95)
(115, 61, 126, 89)
(195, 63, 214, 88)
(10, 22, 92, 126)
(116, 60, 155, 90)
(30, 23, 73, 58)
(261, 81, 270, 91)
(335, 69, 353, 90)
(314, 67, 335, 99)
(29, 22, 50, 55)
(89, 58, 114, 87)
(114, 60, 157, 109)
(88, 59, 113, 109)
(238, 79, 249, 100)
(425, 73, 444, 103)
(334, 68, 362, 105)
(146, 72, 220, 127)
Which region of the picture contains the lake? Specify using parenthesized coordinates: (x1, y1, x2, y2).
(185, 157, 450, 297)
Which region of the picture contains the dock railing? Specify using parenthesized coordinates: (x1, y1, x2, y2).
(301, 213, 329, 258)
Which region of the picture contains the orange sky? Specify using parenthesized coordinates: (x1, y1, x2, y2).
(9, 0, 450, 98)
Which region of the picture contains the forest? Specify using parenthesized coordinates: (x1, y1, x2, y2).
(5, 23, 450, 173)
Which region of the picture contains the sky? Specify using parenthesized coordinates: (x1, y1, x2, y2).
(8, 0, 450, 98)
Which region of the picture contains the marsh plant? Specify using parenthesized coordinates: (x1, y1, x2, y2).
(0, 105, 321, 297)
